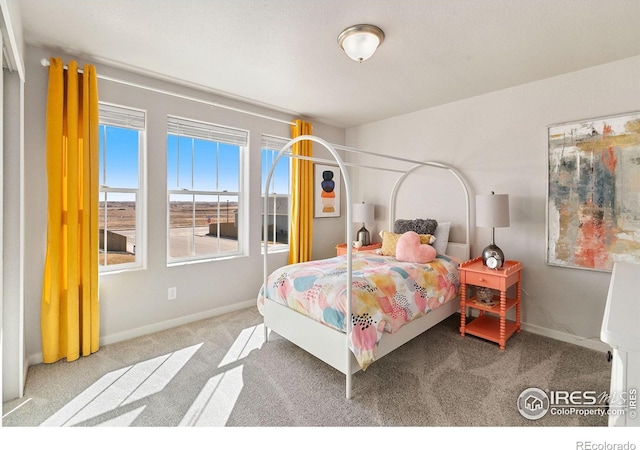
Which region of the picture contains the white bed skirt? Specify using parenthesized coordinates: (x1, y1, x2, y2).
(264, 295, 460, 375)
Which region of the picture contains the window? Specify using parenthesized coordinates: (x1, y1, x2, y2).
(167, 116, 247, 263)
(98, 103, 146, 271)
(261, 135, 290, 251)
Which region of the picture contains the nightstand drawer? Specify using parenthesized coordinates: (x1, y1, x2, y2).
(463, 271, 500, 289)
(336, 243, 381, 256)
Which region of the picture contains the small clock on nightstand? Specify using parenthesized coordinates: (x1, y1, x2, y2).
(485, 250, 503, 269)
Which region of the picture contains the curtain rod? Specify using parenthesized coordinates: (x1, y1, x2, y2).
(40, 58, 297, 126)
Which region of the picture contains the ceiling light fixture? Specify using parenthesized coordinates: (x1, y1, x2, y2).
(338, 24, 385, 62)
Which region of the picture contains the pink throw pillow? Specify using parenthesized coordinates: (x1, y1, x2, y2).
(395, 231, 436, 264)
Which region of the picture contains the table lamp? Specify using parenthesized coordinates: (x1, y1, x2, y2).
(353, 202, 374, 246)
(476, 192, 510, 268)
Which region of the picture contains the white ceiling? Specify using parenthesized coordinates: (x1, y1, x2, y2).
(17, 0, 640, 128)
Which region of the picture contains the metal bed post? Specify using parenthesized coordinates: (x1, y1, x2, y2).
(262, 135, 354, 398)
(389, 162, 472, 250)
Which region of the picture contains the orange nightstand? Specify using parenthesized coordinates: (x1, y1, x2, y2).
(458, 257, 523, 350)
(335, 242, 381, 256)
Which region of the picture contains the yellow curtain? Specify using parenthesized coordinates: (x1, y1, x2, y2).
(288, 120, 313, 264)
(41, 58, 100, 363)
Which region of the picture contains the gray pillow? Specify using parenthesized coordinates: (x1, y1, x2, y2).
(393, 218, 438, 235)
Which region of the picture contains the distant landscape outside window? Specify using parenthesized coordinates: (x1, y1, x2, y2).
(167, 117, 245, 262)
(98, 104, 145, 271)
(261, 135, 290, 252)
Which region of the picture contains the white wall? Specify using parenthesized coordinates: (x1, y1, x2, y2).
(2, 0, 26, 402)
(2, 69, 25, 401)
(20, 45, 345, 367)
(346, 55, 640, 349)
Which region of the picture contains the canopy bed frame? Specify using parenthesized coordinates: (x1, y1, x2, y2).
(261, 135, 472, 399)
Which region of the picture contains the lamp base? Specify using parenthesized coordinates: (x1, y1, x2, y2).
(357, 226, 371, 246)
(481, 243, 504, 268)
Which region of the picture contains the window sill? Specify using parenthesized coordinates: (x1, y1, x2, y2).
(167, 252, 245, 267)
(99, 265, 146, 276)
(261, 246, 290, 255)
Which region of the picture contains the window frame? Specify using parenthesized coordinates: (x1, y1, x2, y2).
(261, 134, 291, 253)
(166, 115, 247, 265)
(98, 102, 147, 273)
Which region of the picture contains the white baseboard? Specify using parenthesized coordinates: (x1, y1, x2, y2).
(28, 299, 256, 366)
(464, 309, 610, 353)
(521, 321, 610, 353)
(28, 302, 611, 365)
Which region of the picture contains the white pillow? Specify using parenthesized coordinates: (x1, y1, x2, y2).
(432, 222, 450, 255)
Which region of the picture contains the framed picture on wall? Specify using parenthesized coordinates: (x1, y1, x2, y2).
(314, 164, 341, 218)
(546, 111, 640, 272)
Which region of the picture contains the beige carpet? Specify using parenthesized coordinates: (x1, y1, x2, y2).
(3, 306, 612, 428)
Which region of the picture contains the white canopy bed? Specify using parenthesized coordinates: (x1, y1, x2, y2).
(259, 135, 472, 399)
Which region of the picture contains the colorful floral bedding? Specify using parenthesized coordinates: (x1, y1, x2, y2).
(257, 253, 460, 371)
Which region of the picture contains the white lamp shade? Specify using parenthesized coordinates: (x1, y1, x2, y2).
(352, 203, 374, 224)
(476, 193, 510, 228)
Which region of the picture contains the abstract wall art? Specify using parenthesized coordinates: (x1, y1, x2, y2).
(547, 111, 640, 271)
(314, 164, 341, 218)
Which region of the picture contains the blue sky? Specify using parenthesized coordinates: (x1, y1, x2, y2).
(167, 135, 239, 192)
(261, 150, 289, 195)
(99, 125, 139, 189)
(100, 125, 289, 201)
